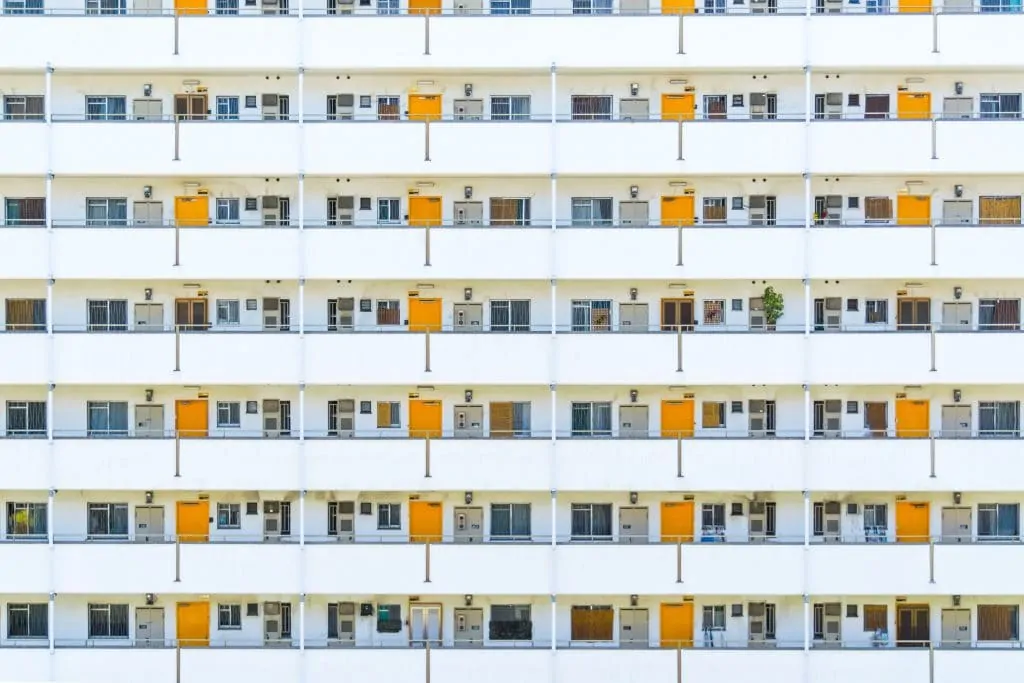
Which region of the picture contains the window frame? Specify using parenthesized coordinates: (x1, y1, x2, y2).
(216, 401, 241, 429)
(85, 95, 127, 121)
(570, 299, 612, 332)
(490, 502, 531, 540)
(701, 401, 726, 429)
(375, 401, 400, 429)
(376, 604, 402, 632)
(215, 299, 241, 326)
(85, 197, 128, 226)
(6, 501, 47, 537)
(217, 603, 242, 630)
(7, 603, 48, 639)
(216, 503, 241, 530)
(215, 96, 240, 120)
(88, 603, 129, 639)
(215, 198, 241, 224)
(377, 502, 401, 530)
(86, 400, 129, 437)
(865, 299, 889, 325)
(489, 299, 532, 332)
(490, 95, 531, 120)
(701, 605, 726, 631)
(87, 502, 129, 538)
(5, 400, 46, 437)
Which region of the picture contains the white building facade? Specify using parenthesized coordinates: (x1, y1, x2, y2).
(1, 2, 1024, 683)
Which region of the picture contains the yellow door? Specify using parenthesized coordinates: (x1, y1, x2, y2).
(176, 602, 210, 647)
(661, 195, 695, 227)
(896, 399, 930, 438)
(661, 94, 695, 121)
(409, 196, 442, 227)
(661, 400, 695, 438)
(409, 0, 441, 13)
(661, 0, 695, 13)
(410, 501, 443, 543)
(408, 297, 442, 332)
(409, 94, 442, 121)
(660, 502, 694, 543)
(897, 92, 931, 120)
(175, 399, 208, 438)
(174, 0, 207, 13)
(898, 0, 930, 12)
(174, 196, 209, 227)
(409, 399, 442, 439)
(660, 603, 694, 648)
(896, 195, 931, 226)
(896, 502, 930, 543)
(176, 501, 209, 543)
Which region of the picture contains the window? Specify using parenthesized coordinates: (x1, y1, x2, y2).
(85, 198, 128, 226)
(86, 0, 126, 14)
(6, 400, 46, 436)
(86, 96, 127, 120)
(978, 503, 1020, 540)
(215, 198, 240, 224)
(978, 605, 1019, 642)
(217, 503, 241, 529)
(3, 96, 44, 120)
(570, 503, 612, 540)
(87, 503, 129, 538)
(375, 401, 400, 429)
(571, 402, 612, 436)
(5, 298, 46, 331)
(571, 300, 612, 331)
(863, 504, 888, 542)
(490, 503, 531, 540)
(980, 93, 1022, 119)
(979, 299, 1021, 331)
(218, 604, 242, 630)
(572, 0, 612, 12)
(702, 605, 726, 631)
(7, 603, 47, 638)
(865, 299, 888, 324)
(87, 300, 128, 331)
(216, 300, 240, 326)
(703, 94, 728, 119)
(701, 503, 726, 536)
(376, 198, 401, 224)
(703, 300, 725, 326)
(375, 299, 400, 326)
(87, 401, 128, 436)
(216, 96, 240, 120)
(490, 96, 531, 120)
(490, 197, 531, 226)
(2, 0, 44, 14)
(490, 401, 531, 438)
(376, 96, 400, 120)
(377, 503, 401, 530)
(489, 300, 531, 332)
(570, 96, 612, 120)
(216, 401, 241, 429)
(864, 197, 893, 223)
(702, 197, 727, 224)
(813, 603, 843, 641)
(490, 605, 532, 640)
(88, 604, 129, 638)
(376, 604, 402, 633)
(702, 402, 726, 429)
(490, 0, 530, 14)
(6, 502, 47, 537)
(863, 605, 887, 632)
(979, 401, 1020, 437)
(571, 197, 613, 226)
(5, 198, 45, 226)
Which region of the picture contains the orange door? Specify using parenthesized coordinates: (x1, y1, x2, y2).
(661, 0, 695, 12)
(660, 502, 694, 543)
(897, 92, 931, 119)
(896, 502, 930, 543)
(174, 0, 207, 13)
(408, 297, 442, 332)
(409, 0, 441, 13)
(661, 195, 695, 227)
(660, 603, 694, 648)
(409, 399, 442, 439)
(409, 196, 442, 227)
(896, 195, 931, 226)
(176, 602, 210, 647)
(661, 400, 695, 438)
(409, 94, 442, 121)
(410, 501, 443, 543)
(896, 399, 930, 438)
(174, 196, 209, 227)
(661, 94, 695, 121)
(175, 400, 208, 438)
(898, 0, 930, 12)
(176, 501, 209, 543)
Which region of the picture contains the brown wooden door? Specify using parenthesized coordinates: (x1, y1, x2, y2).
(661, 299, 695, 331)
(175, 298, 209, 331)
(897, 298, 931, 331)
(865, 402, 888, 437)
(896, 604, 930, 647)
(174, 94, 208, 120)
(865, 94, 890, 119)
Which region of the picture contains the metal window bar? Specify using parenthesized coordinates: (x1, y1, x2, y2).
(6, 401, 46, 436)
(490, 96, 531, 120)
(570, 96, 612, 121)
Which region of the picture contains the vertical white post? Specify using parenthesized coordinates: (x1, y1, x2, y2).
(48, 593, 55, 652)
(47, 489, 55, 546)
(550, 489, 557, 656)
(299, 594, 306, 652)
(299, 489, 306, 546)
(47, 385, 54, 442)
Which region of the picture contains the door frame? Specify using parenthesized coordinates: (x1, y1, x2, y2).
(407, 602, 444, 646)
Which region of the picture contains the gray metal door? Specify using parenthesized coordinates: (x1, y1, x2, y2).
(135, 405, 164, 438)
(940, 405, 971, 437)
(619, 98, 650, 120)
(133, 99, 163, 120)
(454, 0, 482, 13)
(941, 507, 971, 543)
(133, 303, 164, 331)
(135, 607, 164, 647)
(453, 100, 483, 120)
(943, 97, 974, 116)
(453, 201, 483, 225)
(132, 201, 164, 225)
(619, 608, 649, 647)
(132, 0, 162, 14)
(618, 506, 648, 544)
(135, 506, 165, 543)
(941, 609, 971, 647)
(619, 201, 649, 226)
(334, 501, 355, 543)
(942, 200, 973, 225)
(454, 405, 483, 438)
(330, 602, 355, 646)
(454, 608, 483, 647)
(619, 405, 649, 438)
(941, 302, 971, 329)
(619, 0, 648, 13)
(453, 303, 483, 331)
(619, 303, 649, 332)
(454, 507, 483, 543)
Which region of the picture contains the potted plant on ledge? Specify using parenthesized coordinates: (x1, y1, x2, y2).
(762, 285, 784, 332)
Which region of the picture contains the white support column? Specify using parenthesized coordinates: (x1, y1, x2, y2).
(48, 593, 55, 652)
(299, 594, 306, 649)
(47, 384, 54, 443)
(47, 489, 55, 546)
(549, 488, 557, 656)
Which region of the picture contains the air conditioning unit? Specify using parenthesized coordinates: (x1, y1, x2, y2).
(750, 92, 768, 117)
(823, 92, 843, 118)
(822, 604, 842, 643)
(823, 399, 842, 438)
(749, 501, 769, 540)
(263, 602, 288, 644)
(334, 94, 355, 118)
(825, 297, 842, 330)
(261, 93, 282, 118)
(263, 298, 281, 329)
(335, 0, 354, 14)
(822, 502, 841, 542)
(263, 399, 281, 438)
(264, 501, 285, 540)
(824, 0, 841, 12)
(331, 196, 355, 225)
(749, 195, 767, 225)
(333, 501, 356, 542)
(261, 196, 280, 225)
(336, 399, 355, 437)
(334, 299, 354, 331)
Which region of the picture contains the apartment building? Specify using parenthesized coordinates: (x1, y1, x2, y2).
(2, 2, 1024, 683)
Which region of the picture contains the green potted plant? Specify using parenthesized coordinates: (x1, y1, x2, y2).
(762, 285, 784, 331)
